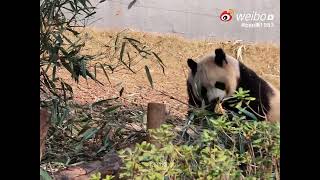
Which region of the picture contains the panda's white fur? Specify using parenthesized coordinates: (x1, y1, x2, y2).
(265, 82, 280, 122)
(187, 48, 280, 122)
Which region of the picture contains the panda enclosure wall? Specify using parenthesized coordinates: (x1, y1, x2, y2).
(91, 0, 280, 44)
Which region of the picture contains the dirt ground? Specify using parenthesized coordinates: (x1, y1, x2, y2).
(56, 28, 280, 120)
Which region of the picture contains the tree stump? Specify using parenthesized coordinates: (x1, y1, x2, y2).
(146, 103, 166, 129)
(54, 151, 122, 180)
(146, 103, 166, 147)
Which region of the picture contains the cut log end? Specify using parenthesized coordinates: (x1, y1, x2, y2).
(146, 102, 166, 129)
(146, 103, 167, 147)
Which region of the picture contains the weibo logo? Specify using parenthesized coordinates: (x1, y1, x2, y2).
(220, 9, 234, 22)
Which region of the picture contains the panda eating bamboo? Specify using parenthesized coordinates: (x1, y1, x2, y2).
(186, 48, 280, 122)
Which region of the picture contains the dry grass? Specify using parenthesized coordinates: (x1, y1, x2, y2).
(57, 27, 280, 119)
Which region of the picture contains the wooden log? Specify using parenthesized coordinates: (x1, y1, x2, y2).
(146, 103, 166, 147)
(40, 108, 50, 161)
(146, 103, 166, 129)
(54, 152, 122, 180)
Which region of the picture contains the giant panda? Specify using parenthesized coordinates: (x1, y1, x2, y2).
(186, 48, 280, 122)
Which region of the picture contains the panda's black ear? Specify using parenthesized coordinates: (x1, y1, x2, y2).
(187, 58, 197, 76)
(214, 48, 227, 67)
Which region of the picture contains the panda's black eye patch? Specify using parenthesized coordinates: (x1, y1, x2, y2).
(215, 81, 226, 90)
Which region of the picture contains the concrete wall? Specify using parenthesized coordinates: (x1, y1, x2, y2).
(90, 0, 280, 44)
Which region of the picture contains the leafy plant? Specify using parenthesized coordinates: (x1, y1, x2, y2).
(117, 92, 280, 179)
(40, 168, 52, 180)
(90, 172, 114, 180)
(40, 0, 166, 165)
(220, 88, 259, 120)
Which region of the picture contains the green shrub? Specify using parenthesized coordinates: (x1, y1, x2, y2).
(90, 172, 114, 180)
(117, 120, 279, 179)
(116, 91, 280, 180)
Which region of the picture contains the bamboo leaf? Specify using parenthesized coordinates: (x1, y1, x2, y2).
(118, 43, 135, 73)
(94, 63, 97, 79)
(84, 11, 96, 18)
(119, 87, 124, 97)
(124, 37, 141, 44)
(114, 33, 119, 51)
(103, 105, 121, 114)
(120, 41, 126, 62)
(92, 97, 119, 107)
(151, 52, 165, 74)
(127, 52, 132, 68)
(145, 66, 154, 89)
(99, 63, 111, 84)
(80, 127, 98, 141)
(62, 81, 73, 94)
(52, 65, 57, 81)
(66, 27, 80, 36)
(239, 108, 258, 121)
(77, 124, 91, 136)
(152, 52, 165, 67)
(61, 33, 75, 45)
(80, 58, 87, 76)
(78, 0, 88, 8)
(128, 0, 137, 9)
(92, 100, 108, 107)
(61, 81, 67, 101)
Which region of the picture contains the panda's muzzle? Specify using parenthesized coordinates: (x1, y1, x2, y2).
(200, 86, 221, 111)
(204, 97, 220, 111)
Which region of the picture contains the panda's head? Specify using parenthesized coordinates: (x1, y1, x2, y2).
(187, 48, 240, 107)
